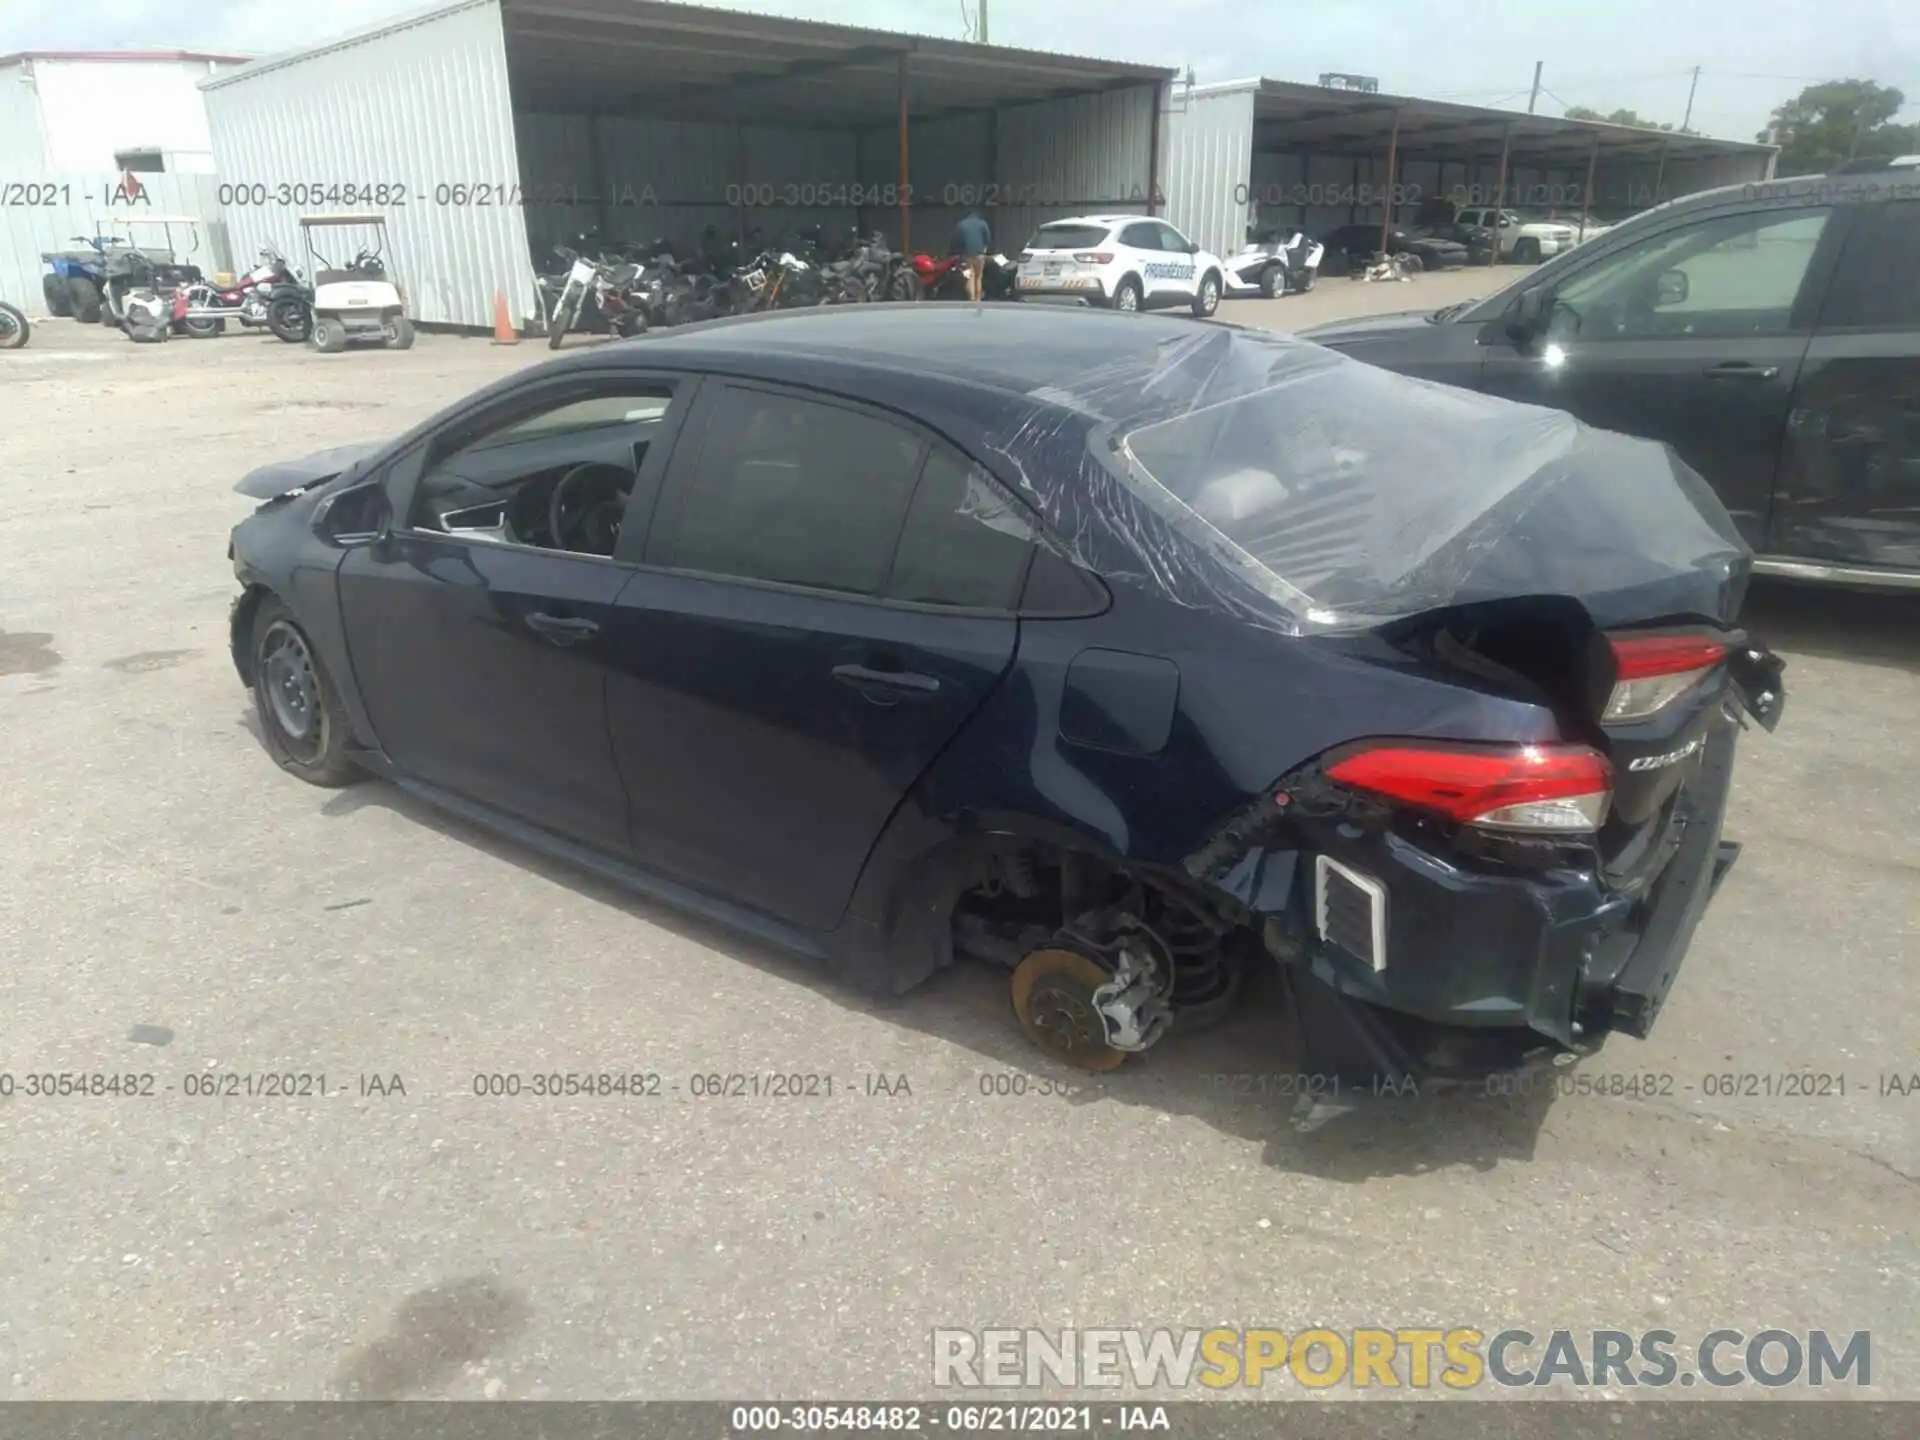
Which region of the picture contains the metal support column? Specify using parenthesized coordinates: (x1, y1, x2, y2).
(1488, 124, 1513, 266)
(1376, 107, 1403, 258)
(897, 52, 911, 254)
(1146, 80, 1163, 216)
(1650, 136, 1671, 210)
(1579, 131, 1600, 241)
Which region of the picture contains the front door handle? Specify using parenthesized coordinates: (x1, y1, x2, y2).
(1702, 362, 1780, 381)
(832, 663, 942, 700)
(524, 611, 599, 646)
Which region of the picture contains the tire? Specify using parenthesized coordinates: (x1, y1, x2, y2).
(1191, 271, 1221, 318)
(546, 298, 577, 350)
(383, 314, 416, 349)
(0, 301, 29, 349)
(182, 316, 226, 338)
(1258, 265, 1283, 299)
(249, 597, 360, 787)
(1295, 267, 1317, 293)
(1513, 237, 1541, 264)
(1399, 252, 1425, 274)
(311, 317, 348, 353)
(1110, 276, 1142, 313)
(267, 298, 310, 343)
(886, 270, 919, 302)
(68, 276, 102, 323)
(42, 274, 73, 317)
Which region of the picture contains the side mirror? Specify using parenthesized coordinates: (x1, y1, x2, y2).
(1507, 287, 1551, 347)
(1656, 268, 1689, 306)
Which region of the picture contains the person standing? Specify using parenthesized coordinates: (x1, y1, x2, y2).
(951, 209, 991, 301)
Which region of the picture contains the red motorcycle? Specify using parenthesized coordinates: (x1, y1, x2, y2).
(895, 251, 1020, 302)
(171, 246, 298, 338)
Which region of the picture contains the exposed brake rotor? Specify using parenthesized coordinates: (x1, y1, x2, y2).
(1009, 948, 1128, 1072)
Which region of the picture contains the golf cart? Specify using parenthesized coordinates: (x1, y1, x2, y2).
(299, 213, 412, 352)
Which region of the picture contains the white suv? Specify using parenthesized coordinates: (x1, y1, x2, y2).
(1016, 215, 1225, 315)
(1453, 207, 1578, 263)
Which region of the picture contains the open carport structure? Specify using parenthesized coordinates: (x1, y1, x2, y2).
(201, 0, 1173, 328)
(1162, 77, 1779, 260)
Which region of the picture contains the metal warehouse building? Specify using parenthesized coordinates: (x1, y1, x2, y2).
(200, 0, 1175, 328)
(1161, 78, 1779, 260)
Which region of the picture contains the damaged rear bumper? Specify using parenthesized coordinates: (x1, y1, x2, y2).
(1252, 714, 1742, 1087)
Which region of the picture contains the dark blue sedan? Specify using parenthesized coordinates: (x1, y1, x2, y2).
(228, 303, 1784, 1087)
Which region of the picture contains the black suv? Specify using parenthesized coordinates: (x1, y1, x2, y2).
(1300, 159, 1920, 586)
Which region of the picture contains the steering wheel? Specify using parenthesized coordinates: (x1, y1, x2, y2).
(548, 462, 631, 556)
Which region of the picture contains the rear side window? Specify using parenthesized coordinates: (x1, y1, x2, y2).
(1119, 222, 1161, 249)
(1029, 224, 1111, 251)
(1816, 201, 1920, 329)
(662, 387, 926, 596)
(884, 447, 1036, 609)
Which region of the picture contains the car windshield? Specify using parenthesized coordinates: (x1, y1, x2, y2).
(1027, 224, 1111, 250)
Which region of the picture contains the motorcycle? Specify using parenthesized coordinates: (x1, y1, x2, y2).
(546, 249, 648, 350)
(897, 250, 1019, 301)
(1221, 228, 1324, 298)
(173, 246, 301, 338)
(0, 299, 29, 349)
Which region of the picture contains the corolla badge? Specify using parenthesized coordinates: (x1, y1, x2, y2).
(1627, 735, 1705, 772)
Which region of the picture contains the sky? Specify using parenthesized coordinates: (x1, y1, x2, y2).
(2, 0, 1915, 141)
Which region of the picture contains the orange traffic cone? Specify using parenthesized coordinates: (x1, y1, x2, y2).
(490, 288, 518, 345)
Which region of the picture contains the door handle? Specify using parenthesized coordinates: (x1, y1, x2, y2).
(524, 611, 599, 646)
(1702, 362, 1780, 381)
(832, 663, 942, 699)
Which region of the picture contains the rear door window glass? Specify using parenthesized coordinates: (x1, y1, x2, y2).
(661, 387, 926, 597)
(1816, 201, 1920, 329)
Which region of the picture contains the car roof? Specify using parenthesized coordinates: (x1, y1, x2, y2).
(566, 302, 1228, 400)
(1648, 158, 1918, 217)
(1035, 214, 1136, 228)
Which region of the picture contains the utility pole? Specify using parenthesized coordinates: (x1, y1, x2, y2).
(1527, 61, 1543, 114)
(978, 0, 988, 43)
(1680, 65, 1700, 132)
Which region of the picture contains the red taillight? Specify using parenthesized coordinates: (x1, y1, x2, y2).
(1074, 251, 1114, 265)
(1325, 742, 1612, 833)
(1604, 632, 1728, 724)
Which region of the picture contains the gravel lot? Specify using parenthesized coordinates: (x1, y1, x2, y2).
(2, 279, 1915, 1402)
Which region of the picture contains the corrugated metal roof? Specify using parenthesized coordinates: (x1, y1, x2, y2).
(202, 0, 1174, 126)
(1244, 77, 1775, 165)
(501, 0, 1173, 125)
(0, 50, 252, 67)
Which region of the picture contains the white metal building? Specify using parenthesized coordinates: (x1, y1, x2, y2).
(200, 0, 1175, 329)
(0, 50, 245, 315)
(1163, 77, 1781, 260)
(0, 50, 249, 173)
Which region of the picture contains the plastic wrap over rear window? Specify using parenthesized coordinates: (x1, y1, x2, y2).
(971, 322, 1749, 635)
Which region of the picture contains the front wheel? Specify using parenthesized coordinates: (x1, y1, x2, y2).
(68, 276, 103, 323)
(1258, 265, 1284, 298)
(42, 274, 73, 316)
(0, 301, 29, 349)
(547, 296, 578, 350)
(250, 597, 360, 787)
(1191, 271, 1221, 317)
(311, 316, 348, 353)
(383, 314, 416, 349)
(182, 315, 226, 338)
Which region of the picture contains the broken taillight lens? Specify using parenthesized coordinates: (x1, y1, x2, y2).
(1603, 632, 1728, 724)
(1325, 742, 1613, 833)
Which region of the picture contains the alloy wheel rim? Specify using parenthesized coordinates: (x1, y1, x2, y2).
(1118, 287, 1137, 312)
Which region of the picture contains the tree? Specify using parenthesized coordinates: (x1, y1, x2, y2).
(1756, 80, 1917, 174)
(1564, 105, 1699, 135)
